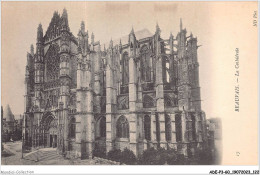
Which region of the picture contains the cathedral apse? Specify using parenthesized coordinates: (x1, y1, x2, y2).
(23, 9, 208, 159)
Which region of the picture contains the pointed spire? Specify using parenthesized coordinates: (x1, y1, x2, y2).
(38, 23, 43, 33)
(129, 26, 136, 46)
(109, 38, 113, 48)
(156, 22, 161, 34)
(62, 8, 68, 18)
(180, 18, 183, 31)
(30, 44, 34, 56)
(25, 52, 31, 71)
(170, 32, 173, 39)
(51, 11, 59, 22)
(37, 23, 43, 43)
(156, 22, 159, 30)
(26, 50, 33, 68)
(130, 26, 134, 34)
(53, 11, 59, 17)
(119, 39, 122, 52)
(61, 8, 69, 30)
(91, 32, 94, 44)
(190, 32, 193, 38)
(81, 21, 85, 32)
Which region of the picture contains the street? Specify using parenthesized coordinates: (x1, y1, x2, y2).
(1, 141, 117, 165)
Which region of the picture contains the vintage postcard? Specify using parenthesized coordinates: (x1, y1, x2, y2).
(1, 1, 259, 174)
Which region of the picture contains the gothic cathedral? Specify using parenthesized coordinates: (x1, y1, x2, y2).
(24, 9, 208, 159)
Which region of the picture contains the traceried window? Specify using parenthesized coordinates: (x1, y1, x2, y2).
(155, 114, 160, 142)
(140, 45, 152, 82)
(144, 115, 151, 141)
(186, 114, 196, 141)
(164, 94, 173, 107)
(122, 52, 129, 85)
(191, 114, 196, 141)
(116, 115, 129, 138)
(102, 57, 106, 96)
(143, 95, 154, 108)
(35, 71, 40, 83)
(165, 115, 172, 142)
(175, 114, 182, 142)
(100, 116, 106, 138)
(69, 117, 76, 139)
(46, 45, 60, 81)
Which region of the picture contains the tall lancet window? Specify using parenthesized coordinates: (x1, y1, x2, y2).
(100, 116, 106, 138)
(165, 115, 172, 142)
(144, 115, 151, 141)
(122, 52, 129, 85)
(175, 114, 182, 142)
(140, 45, 151, 82)
(69, 117, 76, 139)
(116, 116, 129, 138)
(191, 114, 196, 141)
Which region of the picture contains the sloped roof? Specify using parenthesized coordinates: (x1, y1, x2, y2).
(3, 105, 15, 122)
(104, 28, 153, 47)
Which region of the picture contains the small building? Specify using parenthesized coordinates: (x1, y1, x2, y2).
(2, 105, 23, 141)
(3, 105, 15, 134)
(207, 118, 222, 164)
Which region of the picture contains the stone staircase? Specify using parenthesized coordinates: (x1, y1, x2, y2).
(24, 148, 62, 162)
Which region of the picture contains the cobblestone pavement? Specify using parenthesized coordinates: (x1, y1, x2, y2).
(1, 142, 117, 165)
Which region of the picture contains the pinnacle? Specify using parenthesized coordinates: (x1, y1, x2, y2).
(81, 21, 85, 31)
(109, 38, 113, 48)
(38, 23, 43, 30)
(131, 26, 134, 34)
(30, 44, 34, 55)
(156, 22, 161, 33)
(62, 8, 67, 16)
(156, 22, 159, 29)
(180, 18, 183, 31)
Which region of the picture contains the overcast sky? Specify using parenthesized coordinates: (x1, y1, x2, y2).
(1, 1, 211, 114)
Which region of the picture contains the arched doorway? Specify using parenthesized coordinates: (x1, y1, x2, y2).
(40, 113, 58, 148)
